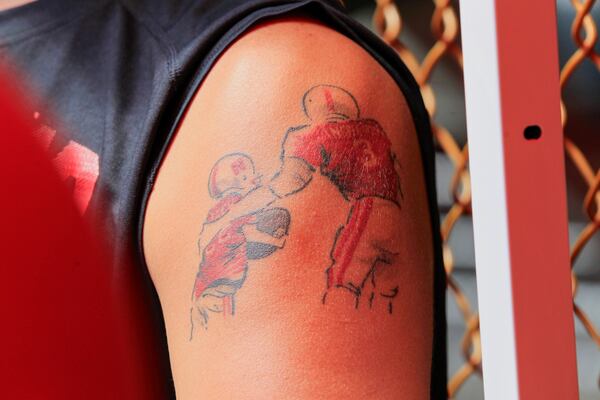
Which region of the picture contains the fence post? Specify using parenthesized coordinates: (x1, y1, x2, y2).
(458, 0, 579, 398)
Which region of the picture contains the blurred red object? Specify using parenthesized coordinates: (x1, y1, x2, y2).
(0, 68, 172, 398)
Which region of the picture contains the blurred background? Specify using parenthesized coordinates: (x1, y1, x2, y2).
(347, 1, 600, 399)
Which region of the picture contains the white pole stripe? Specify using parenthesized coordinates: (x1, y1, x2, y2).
(458, 1, 520, 398)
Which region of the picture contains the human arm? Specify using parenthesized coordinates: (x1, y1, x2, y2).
(143, 17, 434, 399)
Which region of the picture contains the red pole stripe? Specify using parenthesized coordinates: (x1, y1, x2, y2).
(495, 1, 579, 398)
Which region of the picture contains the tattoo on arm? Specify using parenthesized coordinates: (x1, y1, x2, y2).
(190, 85, 404, 338)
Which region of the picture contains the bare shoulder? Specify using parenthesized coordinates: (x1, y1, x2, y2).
(143, 17, 433, 400)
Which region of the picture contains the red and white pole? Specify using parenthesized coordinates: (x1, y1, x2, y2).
(459, 1, 579, 399)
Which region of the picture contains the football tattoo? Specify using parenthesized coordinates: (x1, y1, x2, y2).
(190, 85, 403, 336)
(190, 153, 290, 337)
(273, 85, 403, 310)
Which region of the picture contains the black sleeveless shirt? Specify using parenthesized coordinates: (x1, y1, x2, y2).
(0, 1, 446, 398)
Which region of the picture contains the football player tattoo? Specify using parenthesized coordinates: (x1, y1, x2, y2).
(190, 153, 290, 338)
(271, 85, 403, 311)
(190, 85, 403, 336)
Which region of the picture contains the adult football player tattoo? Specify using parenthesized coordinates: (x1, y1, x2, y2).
(190, 85, 402, 336)
(190, 153, 290, 337)
(269, 85, 403, 312)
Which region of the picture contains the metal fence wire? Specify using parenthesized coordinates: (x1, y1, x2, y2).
(371, 0, 600, 397)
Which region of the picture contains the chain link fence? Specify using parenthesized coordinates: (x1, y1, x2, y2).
(371, 0, 599, 397)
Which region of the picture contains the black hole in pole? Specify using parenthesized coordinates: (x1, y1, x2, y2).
(523, 125, 542, 140)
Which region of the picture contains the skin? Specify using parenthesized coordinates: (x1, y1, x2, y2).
(0, 0, 36, 12)
(143, 18, 434, 400)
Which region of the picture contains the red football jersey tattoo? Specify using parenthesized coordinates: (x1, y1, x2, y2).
(193, 195, 255, 299)
(285, 119, 400, 204)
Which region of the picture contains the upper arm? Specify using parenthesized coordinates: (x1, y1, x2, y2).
(143, 17, 434, 400)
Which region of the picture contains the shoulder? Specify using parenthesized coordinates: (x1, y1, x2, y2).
(183, 16, 417, 145)
(213, 17, 405, 95)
